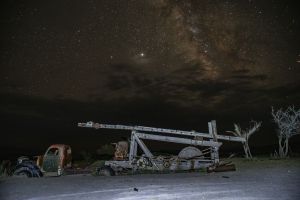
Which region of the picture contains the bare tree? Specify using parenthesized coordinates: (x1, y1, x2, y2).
(271, 106, 300, 158)
(227, 121, 262, 159)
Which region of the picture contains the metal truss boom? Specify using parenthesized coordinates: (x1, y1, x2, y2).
(78, 121, 245, 143)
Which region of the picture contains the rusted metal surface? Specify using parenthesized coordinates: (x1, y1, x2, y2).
(42, 144, 72, 174)
(35, 155, 43, 168)
(13, 144, 77, 177)
(207, 162, 236, 173)
(113, 141, 128, 160)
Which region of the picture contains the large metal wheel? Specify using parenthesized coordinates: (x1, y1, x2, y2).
(178, 146, 203, 159)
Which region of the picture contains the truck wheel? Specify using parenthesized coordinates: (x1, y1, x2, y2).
(13, 162, 43, 178)
(13, 167, 33, 177)
(99, 166, 115, 176)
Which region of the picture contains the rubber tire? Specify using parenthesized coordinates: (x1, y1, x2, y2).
(13, 167, 33, 177)
(99, 166, 115, 176)
(13, 162, 43, 178)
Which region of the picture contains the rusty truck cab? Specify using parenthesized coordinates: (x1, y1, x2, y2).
(42, 144, 72, 175)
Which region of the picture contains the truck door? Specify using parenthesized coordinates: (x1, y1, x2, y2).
(42, 147, 60, 172)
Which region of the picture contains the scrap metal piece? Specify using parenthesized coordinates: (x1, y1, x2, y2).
(113, 141, 128, 160)
(207, 161, 236, 173)
(137, 156, 152, 169)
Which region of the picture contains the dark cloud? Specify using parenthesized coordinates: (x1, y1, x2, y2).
(106, 67, 152, 93)
(1, 0, 299, 106)
(231, 74, 268, 81)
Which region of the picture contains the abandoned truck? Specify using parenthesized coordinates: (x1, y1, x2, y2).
(13, 144, 72, 177)
(78, 120, 244, 176)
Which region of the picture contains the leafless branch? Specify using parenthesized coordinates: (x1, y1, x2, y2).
(271, 106, 300, 139)
(227, 120, 262, 159)
(246, 121, 262, 137)
(233, 124, 242, 137)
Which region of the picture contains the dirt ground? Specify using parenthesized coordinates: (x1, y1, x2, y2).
(0, 158, 300, 200)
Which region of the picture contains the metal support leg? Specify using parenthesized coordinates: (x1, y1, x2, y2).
(134, 133, 153, 158)
(208, 120, 218, 141)
(209, 120, 219, 164)
(134, 132, 159, 169)
(129, 131, 137, 162)
(213, 146, 220, 164)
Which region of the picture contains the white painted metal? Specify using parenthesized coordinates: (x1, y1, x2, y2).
(78, 121, 246, 142)
(210, 146, 220, 163)
(128, 131, 137, 161)
(133, 133, 153, 158)
(135, 132, 221, 147)
(84, 122, 211, 137)
(210, 120, 218, 141)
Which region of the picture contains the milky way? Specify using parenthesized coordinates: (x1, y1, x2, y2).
(1, 0, 300, 114)
(1, 0, 300, 156)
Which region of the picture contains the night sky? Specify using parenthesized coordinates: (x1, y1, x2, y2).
(1, 0, 300, 159)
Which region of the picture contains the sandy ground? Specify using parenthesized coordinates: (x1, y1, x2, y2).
(0, 158, 300, 200)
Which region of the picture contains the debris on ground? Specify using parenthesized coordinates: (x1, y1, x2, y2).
(0, 160, 12, 177)
(207, 161, 236, 173)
